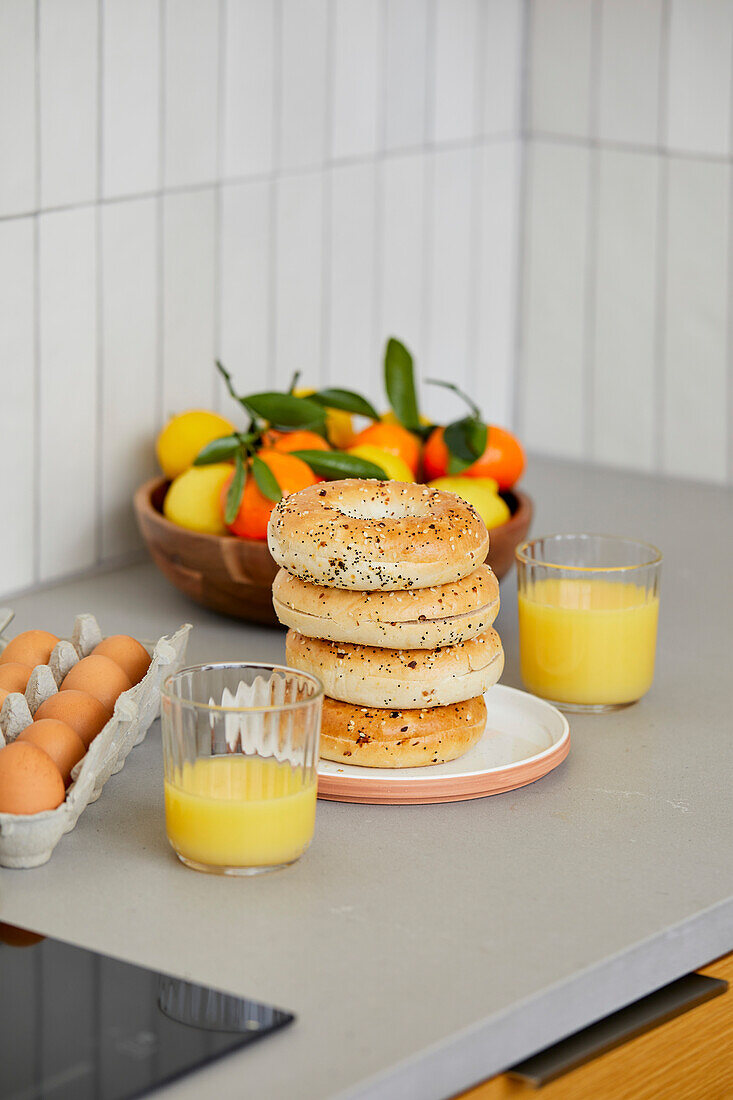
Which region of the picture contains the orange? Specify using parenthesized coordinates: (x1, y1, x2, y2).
(350, 422, 421, 476)
(264, 430, 331, 454)
(223, 452, 320, 540)
(422, 425, 525, 490)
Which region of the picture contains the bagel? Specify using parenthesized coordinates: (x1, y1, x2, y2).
(320, 695, 487, 767)
(267, 479, 489, 590)
(286, 627, 503, 709)
(273, 565, 499, 649)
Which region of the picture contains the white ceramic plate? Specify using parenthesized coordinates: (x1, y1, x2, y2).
(317, 685, 570, 804)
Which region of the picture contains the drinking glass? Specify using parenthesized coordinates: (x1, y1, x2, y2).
(161, 663, 323, 875)
(516, 535, 662, 713)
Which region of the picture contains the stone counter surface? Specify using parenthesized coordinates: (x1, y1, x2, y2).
(1, 456, 731, 1099)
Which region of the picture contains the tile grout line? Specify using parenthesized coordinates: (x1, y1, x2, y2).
(94, 0, 104, 563)
(319, 0, 335, 389)
(580, 0, 603, 460)
(212, 0, 227, 411)
(511, 0, 532, 437)
(652, 0, 672, 474)
(32, 0, 41, 585)
(465, 0, 488, 404)
(266, 0, 283, 387)
(155, 0, 167, 425)
(420, 0, 437, 377)
(371, 0, 389, 394)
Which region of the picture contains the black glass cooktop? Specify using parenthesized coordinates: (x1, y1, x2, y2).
(0, 922, 294, 1100)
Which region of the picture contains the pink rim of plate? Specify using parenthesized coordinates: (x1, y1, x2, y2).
(316, 686, 570, 805)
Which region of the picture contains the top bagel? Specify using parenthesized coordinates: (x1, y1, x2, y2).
(267, 479, 489, 590)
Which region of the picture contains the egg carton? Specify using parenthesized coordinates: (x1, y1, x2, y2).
(0, 612, 191, 869)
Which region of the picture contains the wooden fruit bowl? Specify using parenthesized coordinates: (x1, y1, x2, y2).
(134, 477, 533, 625)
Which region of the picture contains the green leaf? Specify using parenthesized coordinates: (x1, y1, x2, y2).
(310, 388, 380, 420)
(425, 378, 481, 419)
(448, 452, 471, 475)
(291, 450, 388, 481)
(444, 417, 487, 465)
(384, 338, 420, 430)
(224, 452, 246, 526)
(240, 391, 327, 429)
(252, 454, 283, 502)
(193, 434, 241, 465)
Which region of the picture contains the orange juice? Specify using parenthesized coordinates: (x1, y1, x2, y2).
(164, 755, 317, 869)
(518, 578, 659, 706)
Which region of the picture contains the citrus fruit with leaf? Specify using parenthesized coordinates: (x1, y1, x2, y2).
(294, 388, 357, 449)
(157, 410, 236, 479)
(223, 452, 319, 540)
(351, 422, 421, 476)
(265, 429, 331, 454)
(428, 477, 510, 529)
(423, 424, 525, 489)
(163, 463, 233, 534)
(347, 445, 414, 482)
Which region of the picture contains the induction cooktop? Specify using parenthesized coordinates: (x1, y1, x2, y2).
(0, 921, 294, 1100)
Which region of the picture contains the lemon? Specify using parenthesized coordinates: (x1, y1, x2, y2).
(295, 388, 355, 449)
(381, 410, 432, 428)
(156, 410, 236, 479)
(428, 476, 509, 529)
(347, 444, 414, 482)
(163, 464, 232, 535)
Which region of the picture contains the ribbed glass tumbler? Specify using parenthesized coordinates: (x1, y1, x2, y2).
(161, 663, 323, 875)
(516, 534, 662, 713)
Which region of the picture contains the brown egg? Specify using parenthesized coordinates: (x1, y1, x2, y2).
(34, 690, 112, 749)
(92, 635, 151, 685)
(18, 720, 86, 787)
(0, 630, 59, 668)
(61, 655, 133, 712)
(0, 687, 10, 709)
(0, 742, 66, 814)
(0, 662, 33, 694)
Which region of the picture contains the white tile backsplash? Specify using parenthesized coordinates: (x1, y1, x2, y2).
(273, 172, 324, 389)
(38, 208, 98, 580)
(474, 140, 521, 428)
(222, 0, 275, 179)
(423, 147, 475, 421)
(163, 0, 219, 187)
(4, 0, 733, 596)
(100, 198, 159, 558)
(663, 158, 730, 481)
(279, 0, 329, 171)
(520, 140, 590, 458)
(331, 0, 380, 160)
(0, 219, 36, 591)
(0, 1, 36, 217)
(383, 0, 428, 151)
(667, 0, 733, 157)
(39, 0, 99, 208)
(592, 149, 658, 471)
(482, 0, 523, 137)
(529, 0, 594, 139)
(597, 0, 663, 148)
(327, 162, 377, 393)
(102, 0, 161, 198)
(432, 0, 481, 144)
(219, 180, 273, 395)
(162, 189, 217, 414)
(378, 153, 427, 364)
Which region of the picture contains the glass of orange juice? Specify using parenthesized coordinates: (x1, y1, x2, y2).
(161, 663, 323, 875)
(516, 535, 661, 713)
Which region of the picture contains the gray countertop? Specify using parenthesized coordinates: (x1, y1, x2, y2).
(1, 455, 731, 1099)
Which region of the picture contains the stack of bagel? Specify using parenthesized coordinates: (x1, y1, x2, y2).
(268, 479, 504, 768)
